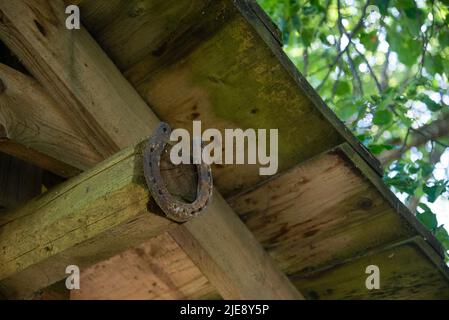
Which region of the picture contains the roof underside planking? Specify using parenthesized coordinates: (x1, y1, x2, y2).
(0, 0, 448, 299)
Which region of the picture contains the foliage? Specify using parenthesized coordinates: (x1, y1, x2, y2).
(258, 0, 449, 258)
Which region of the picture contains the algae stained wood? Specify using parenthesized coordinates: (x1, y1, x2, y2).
(0, 63, 102, 177)
(75, 0, 345, 197)
(293, 238, 449, 300)
(0, 0, 302, 300)
(0, 0, 160, 158)
(0, 142, 175, 299)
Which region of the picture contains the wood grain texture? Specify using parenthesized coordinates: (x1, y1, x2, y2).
(71, 233, 219, 300)
(228, 143, 449, 298)
(0, 63, 101, 177)
(228, 144, 415, 276)
(74, 0, 226, 72)
(0, 0, 160, 157)
(75, 0, 344, 197)
(0, 0, 301, 300)
(292, 237, 449, 300)
(0, 141, 176, 299)
(2, 0, 446, 300)
(171, 192, 303, 300)
(76, 143, 449, 299)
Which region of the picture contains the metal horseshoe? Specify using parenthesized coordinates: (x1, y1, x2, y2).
(143, 122, 213, 222)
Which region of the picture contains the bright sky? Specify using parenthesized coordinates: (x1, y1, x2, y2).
(421, 148, 449, 233)
(428, 198, 449, 230)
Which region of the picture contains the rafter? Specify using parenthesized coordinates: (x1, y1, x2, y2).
(0, 0, 301, 300)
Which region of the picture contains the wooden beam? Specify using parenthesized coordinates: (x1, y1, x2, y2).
(0, 0, 160, 158)
(71, 233, 219, 300)
(170, 194, 302, 299)
(0, 138, 300, 299)
(0, 63, 101, 177)
(0, 140, 176, 298)
(0, 0, 301, 300)
(75, 141, 449, 299)
(292, 237, 449, 300)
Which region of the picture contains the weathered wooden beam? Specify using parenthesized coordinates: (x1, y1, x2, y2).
(292, 237, 449, 300)
(170, 194, 302, 299)
(0, 138, 300, 299)
(31, 280, 70, 300)
(71, 233, 219, 300)
(0, 140, 177, 298)
(74, 141, 449, 299)
(0, 63, 101, 177)
(0, 0, 160, 158)
(0, 0, 301, 300)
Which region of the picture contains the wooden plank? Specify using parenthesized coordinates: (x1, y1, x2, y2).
(338, 143, 446, 258)
(72, 233, 219, 300)
(0, 0, 160, 158)
(292, 237, 449, 300)
(228, 143, 449, 298)
(228, 144, 416, 275)
(72, 0, 228, 72)
(76, 0, 344, 197)
(0, 141, 176, 299)
(0, 139, 301, 299)
(0, 0, 301, 299)
(0, 63, 101, 177)
(74, 194, 303, 300)
(170, 192, 302, 299)
(77, 142, 448, 299)
(31, 280, 70, 300)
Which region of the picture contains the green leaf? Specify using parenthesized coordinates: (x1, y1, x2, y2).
(337, 103, 358, 120)
(303, 5, 318, 15)
(373, 109, 393, 125)
(360, 31, 378, 52)
(438, 29, 449, 48)
(424, 54, 444, 76)
(396, 0, 424, 37)
(335, 80, 351, 96)
(417, 203, 438, 230)
(384, 174, 418, 195)
(416, 160, 434, 177)
(423, 181, 447, 203)
(417, 94, 441, 112)
(387, 29, 421, 66)
(374, 0, 389, 15)
(369, 144, 395, 155)
(301, 27, 314, 47)
(435, 226, 449, 251)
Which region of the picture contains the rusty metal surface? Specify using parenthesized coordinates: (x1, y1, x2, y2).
(143, 122, 213, 222)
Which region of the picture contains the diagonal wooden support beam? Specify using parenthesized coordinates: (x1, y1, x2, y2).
(0, 63, 101, 177)
(0, 140, 175, 298)
(0, 0, 302, 299)
(0, 137, 300, 299)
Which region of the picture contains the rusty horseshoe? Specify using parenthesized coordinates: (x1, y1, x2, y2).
(143, 122, 213, 222)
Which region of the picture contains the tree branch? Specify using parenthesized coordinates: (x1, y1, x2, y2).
(379, 113, 449, 165)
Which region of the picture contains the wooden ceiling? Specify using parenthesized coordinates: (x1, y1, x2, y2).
(0, 0, 448, 299)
